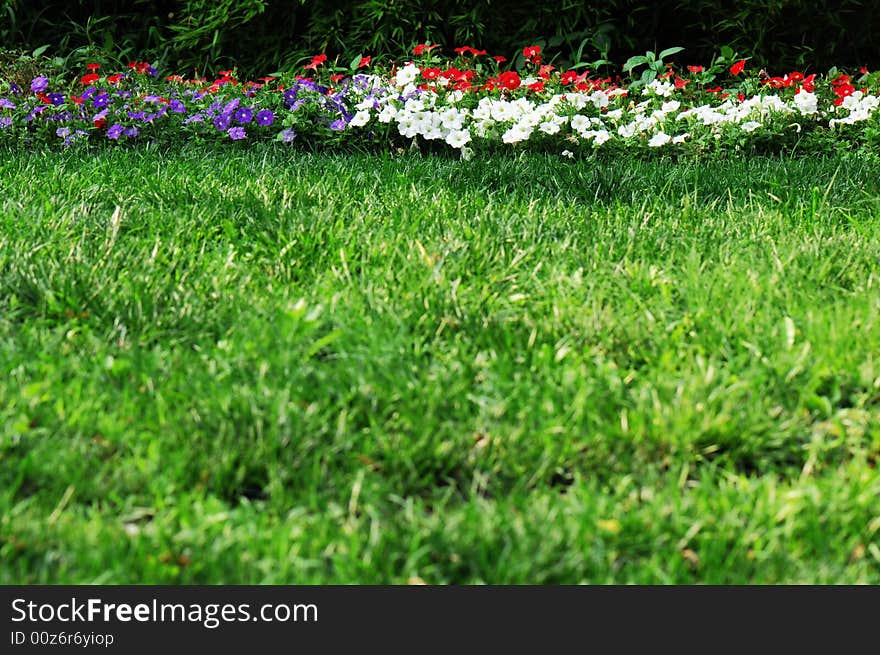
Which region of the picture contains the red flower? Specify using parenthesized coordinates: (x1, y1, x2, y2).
(454, 46, 486, 57)
(737, 93, 745, 102)
(421, 68, 441, 80)
(107, 74, 123, 85)
(686, 65, 703, 73)
(527, 80, 545, 93)
(329, 74, 344, 82)
(165, 75, 184, 83)
(453, 80, 472, 91)
(36, 92, 51, 104)
(523, 45, 541, 59)
(80, 73, 100, 85)
(70, 95, 83, 105)
(497, 71, 521, 90)
(860, 66, 869, 74)
(560, 70, 587, 86)
(801, 74, 816, 93)
(674, 76, 689, 89)
(412, 43, 438, 56)
(93, 117, 107, 130)
(538, 64, 555, 79)
(492, 55, 507, 64)
(705, 86, 722, 93)
(358, 56, 371, 68)
(304, 54, 327, 70)
(86, 63, 101, 71)
(729, 60, 746, 76)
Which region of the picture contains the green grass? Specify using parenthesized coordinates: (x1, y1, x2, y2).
(2, 146, 880, 583)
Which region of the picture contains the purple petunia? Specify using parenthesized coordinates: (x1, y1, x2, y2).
(124, 126, 139, 138)
(233, 106, 253, 124)
(107, 124, 124, 140)
(223, 98, 240, 114)
(228, 126, 246, 140)
(255, 109, 274, 126)
(92, 93, 110, 109)
(0, 117, 12, 129)
(0, 98, 15, 109)
(56, 127, 70, 138)
(328, 119, 347, 131)
(169, 99, 187, 113)
(47, 92, 64, 106)
(183, 113, 205, 125)
(213, 113, 231, 131)
(279, 128, 297, 143)
(30, 76, 48, 93)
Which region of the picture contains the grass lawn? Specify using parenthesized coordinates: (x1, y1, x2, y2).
(1, 147, 879, 583)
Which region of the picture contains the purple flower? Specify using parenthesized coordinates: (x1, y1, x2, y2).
(169, 99, 187, 113)
(107, 124, 124, 140)
(329, 119, 347, 131)
(0, 98, 16, 109)
(255, 109, 274, 126)
(183, 113, 205, 124)
(30, 76, 48, 93)
(9, 82, 21, 95)
(283, 89, 297, 106)
(47, 92, 64, 106)
(92, 93, 110, 109)
(143, 94, 161, 103)
(233, 106, 253, 124)
(0, 117, 11, 129)
(279, 128, 297, 143)
(213, 113, 231, 131)
(56, 127, 70, 138)
(228, 126, 246, 140)
(223, 98, 240, 114)
(127, 110, 145, 120)
(146, 66, 158, 77)
(124, 126, 139, 138)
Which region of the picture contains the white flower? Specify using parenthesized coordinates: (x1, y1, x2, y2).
(539, 121, 561, 135)
(672, 133, 689, 144)
(648, 132, 671, 147)
(445, 130, 471, 148)
(644, 79, 674, 98)
(740, 121, 762, 132)
(561, 149, 574, 159)
(793, 90, 818, 115)
(571, 115, 591, 134)
(617, 123, 638, 138)
(377, 104, 397, 123)
(394, 63, 420, 86)
(591, 130, 611, 145)
(349, 110, 371, 128)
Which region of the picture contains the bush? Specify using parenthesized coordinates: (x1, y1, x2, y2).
(2, 1, 879, 76)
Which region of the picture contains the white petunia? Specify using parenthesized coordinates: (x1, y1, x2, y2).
(445, 130, 472, 148)
(740, 121, 762, 132)
(648, 132, 671, 147)
(394, 63, 420, 86)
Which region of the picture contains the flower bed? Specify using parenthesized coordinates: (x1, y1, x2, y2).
(1, 46, 879, 156)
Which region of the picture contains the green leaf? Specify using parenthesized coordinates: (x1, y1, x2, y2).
(349, 54, 362, 71)
(640, 69, 656, 84)
(623, 55, 649, 72)
(659, 46, 685, 59)
(32, 44, 50, 57)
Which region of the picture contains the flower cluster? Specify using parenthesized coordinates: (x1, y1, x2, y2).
(1, 47, 878, 156)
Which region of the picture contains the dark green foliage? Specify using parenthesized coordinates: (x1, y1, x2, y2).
(2, 1, 879, 76)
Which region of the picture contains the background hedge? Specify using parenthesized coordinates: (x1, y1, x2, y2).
(2, 1, 879, 75)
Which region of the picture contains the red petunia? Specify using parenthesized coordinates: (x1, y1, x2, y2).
(86, 63, 101, 71)
(358, 56, 371, 68)
(538, 64, 555, 79)
(93, 117, 107, 130)
(859, 66, 869, 74)
(304, 54, 327, 71)
(729, 60, 746, 76)
(421, 67, 441, 80)
(686, 65, 703, 73)
(492, 55, 507, 64)
(527, 80, 545, 93)
(454, 46, 486, 57)
(412, 43, 438, 56)
(497, 71, 521, 90)
(674, 76, 689, 89)
(80, 73, 100, 85)
(329, 74, 344, 82)
(107, 74, 123, 85)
